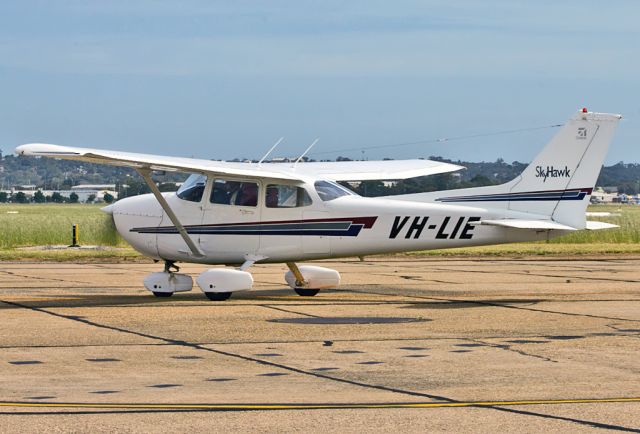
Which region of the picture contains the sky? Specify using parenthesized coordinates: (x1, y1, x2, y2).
(0, 0, 639, 164)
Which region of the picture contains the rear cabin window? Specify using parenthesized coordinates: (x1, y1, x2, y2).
(210, 179, 259, 207)
(176, 174, 207, 202)
(314, 180, 354, 201)
(265, 185, 312, 208)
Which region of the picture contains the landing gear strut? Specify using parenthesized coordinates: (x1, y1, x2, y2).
(164, 260, 180, 273)
(286, 262, 322, 297)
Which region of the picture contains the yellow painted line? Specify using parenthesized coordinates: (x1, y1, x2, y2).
(1, 397, 640, 411)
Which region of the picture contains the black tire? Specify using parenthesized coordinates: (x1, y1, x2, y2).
(153, 291, 173, 297)
(205, 292, 232, 301)
(294, 288, 320, 297)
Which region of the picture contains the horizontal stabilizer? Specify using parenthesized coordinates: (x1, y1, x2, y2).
(585, 221, 619, 230)
(480, 219, 577, 231)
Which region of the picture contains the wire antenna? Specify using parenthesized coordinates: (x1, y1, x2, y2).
(294, 138, 319, 167)
(258, 137, 284, 165)
(309, 124, 563, 157)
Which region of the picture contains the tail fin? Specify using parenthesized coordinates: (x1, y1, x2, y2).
(507, 109, 621, 228)
(430, 109, 622, 229)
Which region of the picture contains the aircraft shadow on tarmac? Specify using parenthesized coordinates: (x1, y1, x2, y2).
(0, 287, 545, 310)
(0, 288, 353, 309)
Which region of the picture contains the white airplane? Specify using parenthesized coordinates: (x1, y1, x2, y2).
(15, 109, 621, 300)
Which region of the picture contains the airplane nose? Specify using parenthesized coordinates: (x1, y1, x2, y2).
(109, 193, 164, 260)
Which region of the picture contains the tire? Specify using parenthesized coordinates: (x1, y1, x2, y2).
(153, 291, 173, 297)
(205, 292, 232, 301)
(294, 288, 320, 297)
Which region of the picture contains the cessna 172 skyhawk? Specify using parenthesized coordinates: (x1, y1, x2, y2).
(15, 109, 621, 300)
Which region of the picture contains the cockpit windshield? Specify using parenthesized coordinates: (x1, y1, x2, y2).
(314, 180, 356, 201)
(176, 174, 207, 202)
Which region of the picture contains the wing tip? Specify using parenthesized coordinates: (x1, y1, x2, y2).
(15, 143, 82, 157)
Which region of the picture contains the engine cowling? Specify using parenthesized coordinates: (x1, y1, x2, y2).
(143, 272, 193, 294)
(196, 268, 253, 293)
(285, 265, 340, 289)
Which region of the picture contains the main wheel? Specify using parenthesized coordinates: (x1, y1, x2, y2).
(153, 291, 173, 297)
(294, 288, 320, 297)
(205, 292, 232, 301)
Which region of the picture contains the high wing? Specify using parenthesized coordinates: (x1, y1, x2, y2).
(15, 143, 463, 182)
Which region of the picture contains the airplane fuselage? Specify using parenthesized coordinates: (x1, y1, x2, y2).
(111, 183, 557, 265)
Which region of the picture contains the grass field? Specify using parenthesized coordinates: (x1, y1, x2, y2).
(0, 203, 638, 260)
(0, 204, 124, 249)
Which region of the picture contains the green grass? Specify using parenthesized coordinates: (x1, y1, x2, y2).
(0, 204, 126, 249)
(0, 203, 639, 260)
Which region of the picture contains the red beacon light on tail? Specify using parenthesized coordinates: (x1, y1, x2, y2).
(582, 107, 588, 113)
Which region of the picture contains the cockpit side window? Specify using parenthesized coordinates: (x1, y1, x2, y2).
(211, 179, 259, 207)
(266, 185, 313, 208)
(314, 180, 355, 201)
(176, 174, 207, 202)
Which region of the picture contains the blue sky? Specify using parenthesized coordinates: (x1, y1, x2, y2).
(0, 1, 638, 163)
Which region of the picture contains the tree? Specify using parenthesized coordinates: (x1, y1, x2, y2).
(51, 192, 64, 203)
(86, 194, 96, 203)
(354, 180, 389, 197)
(159, 182, 178, 192)
(117, 178, 150, 199)
(0, 192, 7, 203)
(33, 190, 46, 203)
(69, 192, 79, 203)
(103, 192, 114, 204)
(13, 191, 28, 203)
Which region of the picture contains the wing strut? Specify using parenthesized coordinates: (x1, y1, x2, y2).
(136, 168, 205, 258)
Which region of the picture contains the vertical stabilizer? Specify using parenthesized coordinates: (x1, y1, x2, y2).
(507, 109, 621, 228)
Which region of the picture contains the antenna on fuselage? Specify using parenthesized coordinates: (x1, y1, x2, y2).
(293, 138, 319, 168)
(258, 137, 284, 166)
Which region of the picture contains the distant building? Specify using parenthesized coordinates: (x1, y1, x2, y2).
(71, 184, 116, 190)
(591, 187, 618, 204)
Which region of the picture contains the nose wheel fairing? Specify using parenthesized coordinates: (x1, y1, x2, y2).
(143, 271, 193, 295)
